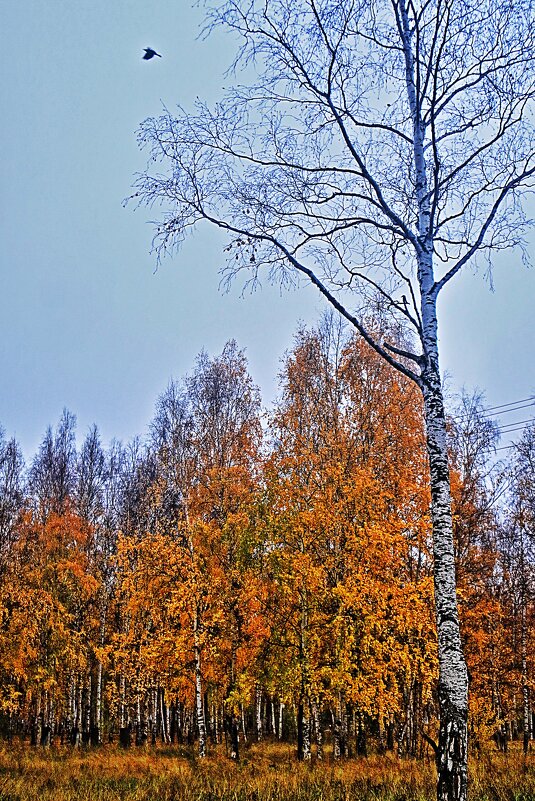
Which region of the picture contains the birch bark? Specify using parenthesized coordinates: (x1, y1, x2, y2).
(193, 607, 207, 758)
(255, 684, 263, 742)
(398, 0, 469, 793)
(520, 536, 530, 755)
(421, 322, 468, 801)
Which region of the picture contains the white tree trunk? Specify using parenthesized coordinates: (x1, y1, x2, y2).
(160, 688, 171, 744)
(311, 699, 323, 760)
(402, 0, 470, 777)
(193, 609, 207, 758)
(255, 684, 263, 742)
(95, 660, 103, 745)
(270, 697, 277, 737)
(420, 323, 469, 801)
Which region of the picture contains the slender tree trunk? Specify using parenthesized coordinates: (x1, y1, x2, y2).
(355, 706, 365, 757)
(311, 699, 323, 760)
(421, 354, 469, 801)
(75, 681, 83, 746)
(83, 677, 91, 744)
(136, 692, 148, 746)
(48, 690, 55, 746)
(93, 660, 103, 745)
(160, 688, 171, 744)
(149, 687, 157, 745)
(170, 702, 177, 743)
(241, 704, 247, 742)
(193, 608, 207, 758)
(66, 677, 75, 744)
(303, 703, 311, 761)
(41, 690, 51, 747)
(119, 675, 126, 728)
(521, 560, 530, 756)
(92, 609, 105, 745)
(332, 709, 341, 760)
(297, 568, 311, 761)
(270, 697, 277, 737)
(297, 701, 311, 761)
(209, 703, 217, 745)
(229, 714, 240, 760)
(118, 675, 131, 747)
(31, 693, 42, 747)
(255, 684, 263, 742)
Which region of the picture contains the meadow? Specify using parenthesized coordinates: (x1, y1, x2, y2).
(0, 742, 532, 801)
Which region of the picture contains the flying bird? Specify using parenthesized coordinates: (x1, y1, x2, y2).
(143, 48, 161, 60)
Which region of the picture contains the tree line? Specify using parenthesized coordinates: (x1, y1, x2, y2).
(0, 321, 533, 761)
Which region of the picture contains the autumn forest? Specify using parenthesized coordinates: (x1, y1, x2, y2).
(0, 317, 533, 775)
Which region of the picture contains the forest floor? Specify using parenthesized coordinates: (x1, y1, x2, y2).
(0, 741, 532, 801)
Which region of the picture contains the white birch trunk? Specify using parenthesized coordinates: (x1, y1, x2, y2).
(396, 3, 469, 796)
(34, 692, 42, 747)
(302, 704, 311, 761)
(421, 353, 469, 800)
(67, 678, 75, 743)
(160, 688, 171, 744)
(193, 608, 207, 757)
(522, 609, 530, 755)
(311, 699, 323, 760)
(48, 690, 55, 746)
(94, 611, 105, 745)
(214, 704, 221, 744)
(74, 681, 82, 747)
(95, 660, 102, 745)
(270, 697, 277, 737)
(332, 709, 341, 760)
(521, 547, 530, 756)
(83, 678, 91, 743)
(241, 704, 247, 741)
(255, 684, 263, 742)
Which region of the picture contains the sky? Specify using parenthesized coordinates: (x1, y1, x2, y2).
(1, 0, 534, 460)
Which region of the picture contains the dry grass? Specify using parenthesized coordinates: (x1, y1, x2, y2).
(0, 741, 532, 801)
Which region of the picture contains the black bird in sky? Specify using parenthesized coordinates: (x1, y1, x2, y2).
(143, 48, 161, 60)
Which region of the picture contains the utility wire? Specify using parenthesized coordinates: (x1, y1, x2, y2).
(454, 396, 535, 422)
(497, 417, 535, 433)
(482, 401, 535, 419)
(452, 396, 535, 455)
(497, 425, 533, 436)
(480, 396, 535, 414)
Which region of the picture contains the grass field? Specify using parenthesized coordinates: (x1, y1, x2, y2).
(0, 742, 532, 801)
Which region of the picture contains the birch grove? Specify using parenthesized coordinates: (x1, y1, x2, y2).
(130, 2, 534, 797)
(0, 333, 532, 782)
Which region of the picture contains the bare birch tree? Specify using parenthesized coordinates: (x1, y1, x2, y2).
(0, 430, 24, 578)
(29, 409, 77, 521)
(132, 1, 534, 798)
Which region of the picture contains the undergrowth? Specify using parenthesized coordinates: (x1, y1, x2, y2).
(0, 741, 532, 801)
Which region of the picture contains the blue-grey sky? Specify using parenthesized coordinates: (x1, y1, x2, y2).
(1, 0, 534, 459)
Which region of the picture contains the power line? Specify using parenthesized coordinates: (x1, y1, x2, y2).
(497, 425, 533, 437)
(497, 417, 535, 433)
(451, 396, 535, 455)
(482, 400, 535, 419)
(453, 396, 535, 423)
(481, 396, 535, 414)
